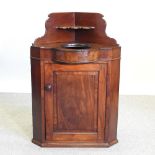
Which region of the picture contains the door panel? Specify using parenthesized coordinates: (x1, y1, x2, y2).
(53, 71, 98, 132)
(45, 64, 106, 142)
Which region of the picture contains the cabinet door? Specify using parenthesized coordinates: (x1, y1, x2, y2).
(44, 63, 106, 142)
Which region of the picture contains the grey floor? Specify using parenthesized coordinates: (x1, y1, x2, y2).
(0, 94, 155, 155)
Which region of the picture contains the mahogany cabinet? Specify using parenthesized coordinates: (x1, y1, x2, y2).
(31, 12, 121, 147)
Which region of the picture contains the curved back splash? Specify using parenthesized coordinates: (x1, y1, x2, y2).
(34, 12, 118, 47)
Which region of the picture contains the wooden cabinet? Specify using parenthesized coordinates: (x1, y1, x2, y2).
(31, 12, 121, 147)
(44, 64, 106, 142)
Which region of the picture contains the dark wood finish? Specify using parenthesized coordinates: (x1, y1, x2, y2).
(31, 12, 121, 147)
(44, 64, 106, 142)
(31, 47, 45, 143)
(52, 47, 99, 63)
(34, 12, 118, 47)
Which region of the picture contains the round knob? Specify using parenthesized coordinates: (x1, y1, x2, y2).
(45, 84, 52, 91)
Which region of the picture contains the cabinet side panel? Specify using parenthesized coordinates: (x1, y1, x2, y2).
(105, 54, 120, 142)
(31, 52, 45, 142)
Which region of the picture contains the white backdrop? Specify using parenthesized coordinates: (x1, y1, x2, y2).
(0, 0, 155, 95)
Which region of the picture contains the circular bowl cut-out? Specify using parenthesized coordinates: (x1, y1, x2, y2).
(62, 43, 91, 49)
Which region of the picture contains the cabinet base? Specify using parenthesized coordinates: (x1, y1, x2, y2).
(32, 139, 118, 147)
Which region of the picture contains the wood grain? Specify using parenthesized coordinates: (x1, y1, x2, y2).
(34, 12, 118, 47)
(54, 71, 98, 132)
(31, 48, 45, 143)
(31, 12, 121, 147)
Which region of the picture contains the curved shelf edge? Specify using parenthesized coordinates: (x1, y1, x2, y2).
(55, 26, 95, 30)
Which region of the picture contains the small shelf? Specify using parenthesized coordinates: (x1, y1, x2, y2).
(56, 26, 95, 30)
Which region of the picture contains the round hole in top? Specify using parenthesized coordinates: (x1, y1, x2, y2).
(62, 43, 91, 49)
